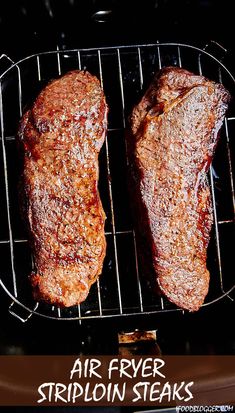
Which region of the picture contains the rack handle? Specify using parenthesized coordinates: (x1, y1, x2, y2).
(0, 54, 15, 77)
(8, 301, 38, 323)
(203, 40, 228, 62)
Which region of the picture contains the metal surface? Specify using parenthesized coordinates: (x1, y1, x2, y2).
(0, 42, 234, 321)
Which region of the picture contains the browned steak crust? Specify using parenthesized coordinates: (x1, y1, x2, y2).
(18, 70, 108, 307)
(128, 66, 230, 311)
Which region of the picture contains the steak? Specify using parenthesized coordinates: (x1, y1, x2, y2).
(128, 66, 230, 311)
(18, 70, 108, 307)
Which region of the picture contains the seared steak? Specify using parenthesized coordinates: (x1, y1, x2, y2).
(128, 66, 230, 311)
(18, 70, 108, 307)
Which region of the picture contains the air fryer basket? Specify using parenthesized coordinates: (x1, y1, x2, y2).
(0, 42, 234, 322)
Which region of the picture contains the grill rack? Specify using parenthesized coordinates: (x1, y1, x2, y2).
(0, 42, 234, 322)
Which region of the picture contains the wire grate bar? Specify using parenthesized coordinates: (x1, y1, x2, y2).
(224, 118, 235, 215)
(157, 42, 162, 69)
(96, 278, 103, 316)
(209, 165, 225, 293)
(16, 66, 23, 118)
(36, 55, 41, 81)
(104, 137, 123, 314)
(105, 230, 133, 235)
(198, 52, 203, 76)
(137, 47, 144, 90)
(97, 50, 103, 88)
(129, 48, 153, 313)
(0, 44, 234, 321)
(77, 51, 81, 70)
(177, 46, 182, 67)
(117, 49, 126, 128)
(56, 46, 62, 76)
(198, 51, 226, 293)
(218, 219, 234, 225)
(0, 82, 18, 297)
(96, 50, 123, 315)
(133, 230, 144, 312)
(1, 135, 15, 141)
(108, 128, 124, 133)
(0, 231, 135, 245)
(77, 305, 81, 316)
(77, 304, 82, 325)
(0, 217, 232, 246)
(0, 239, 28, 244)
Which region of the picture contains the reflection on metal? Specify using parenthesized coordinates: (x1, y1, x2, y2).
(91, 10, 112, 23)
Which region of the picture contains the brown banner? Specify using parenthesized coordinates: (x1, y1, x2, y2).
(0, 356, 234, 406)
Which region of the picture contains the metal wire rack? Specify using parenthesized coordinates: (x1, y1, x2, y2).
(0, 42, 234, 322)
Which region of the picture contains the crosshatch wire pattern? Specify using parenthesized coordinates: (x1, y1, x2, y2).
(0, 43, 234, 322)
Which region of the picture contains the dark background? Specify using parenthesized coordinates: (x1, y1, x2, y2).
(0, 0, 235, 59)
(0, 1, 234, 412)
(0, 0, 234, 357)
